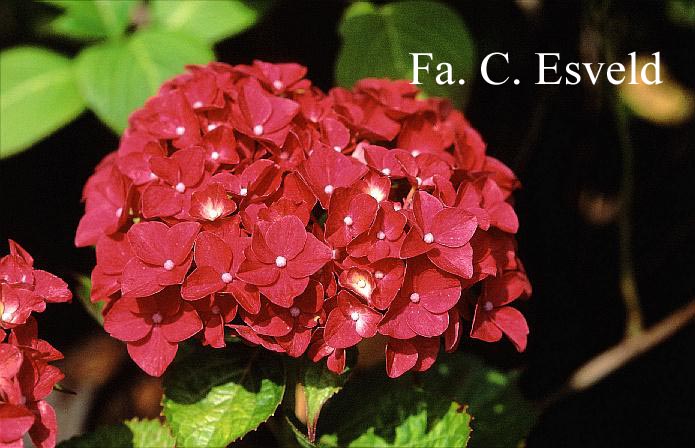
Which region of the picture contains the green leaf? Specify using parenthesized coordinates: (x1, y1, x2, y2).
(314, 369, 470, 447)
(151, 0, 265, 44)
(302, 360, 350, 442)
(421, 354, 538, 448)
(75, 275, 104, 325)
(0, 47, 85, 158)
(74, 29, 214, 133)
(162, 345, 286, 447)
(336, 1, 476, 106)
(58, 419, 174, 448)
(45, 0, 138, 40)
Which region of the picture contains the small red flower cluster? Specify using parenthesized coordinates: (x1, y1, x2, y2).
(1, 240, 72, 448)
(76, 61, 531, 378)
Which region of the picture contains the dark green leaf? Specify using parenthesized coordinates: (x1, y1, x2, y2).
(421, 353, 538, 448)
(162, 345, 285, 447)
(58, 419, 174, 448)
(74, 29, 214, 133)
(301, 360, 350, 442)
(45, 0, 138, 40)
(75, 274, 104, 325)
(336, 1, 476, 106)
(151, 0, 265, 44)
(0, 47, 85, 158)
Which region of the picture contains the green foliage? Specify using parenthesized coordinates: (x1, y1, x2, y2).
(307, 353, 535, 448)
(151, 0, 263, 44)
(75, 29, 214, 133)
(301, 360, 351, 442)
(419, 353, 538, 448)
(161, 345, 286, 447)
(58, 419, 174, 448)
(2, 0, 270, 156)
(0, 47, 85, 159)
(74, 275, 103, 325)
(45, 0, 139, 40)
(336, 1, 476, 106)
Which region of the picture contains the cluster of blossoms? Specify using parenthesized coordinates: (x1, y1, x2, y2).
(1, 240, 72, 448)
(76, 61, 531, 378)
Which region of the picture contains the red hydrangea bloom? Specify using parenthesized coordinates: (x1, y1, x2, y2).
(1, 241, 70, 448)
(76, 61, 530, 378)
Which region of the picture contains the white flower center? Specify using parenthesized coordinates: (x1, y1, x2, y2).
(279, 151, 289, 160)
(331, 249, 339, 260)
(175, 182, 186, 193)
(290, 306, 301, 318)
(253, 124, 264, 136)
(343, 216, 353, 226)
(350, 311, 360, 321)
(409, 292, 420, 303)
(423, 233, 434, 244)
(175, 126, 185, 136)
(357, 279, 367, 288)
(193, 101, 203, 108)
(115, 207, 123, 218)
(163, 259, 175, 271)
(333, 146, 342, 152)
(374, 271, 384, 279)
(416, 177, 423, 186)
(275, 256, 287, 268)
(324, 184, 334, 195)
(393, 203, 402, 211)
(207, 123, 218, 131)
(221, 272, 233, 283)
(273, 80, 284, 90)
(381, 168, 391, 176)
(376, 231, 386, 240)
(239, 187, 248, 196)
(152, 312, 163, 324)
(210, 151, 220, 160)
(149, 172, 158, 180)
(484, 301, 494, 312)
(411, 149, 421, 157)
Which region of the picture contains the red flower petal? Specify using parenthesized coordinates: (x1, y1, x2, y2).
(126, 326, 178, 377)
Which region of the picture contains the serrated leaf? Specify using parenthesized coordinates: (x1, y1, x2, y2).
(57, 418, 173, 448)
(421, 353, 538, 448)
(336, 1, 476, 106)
(45, 0, 138, 40)
(301, 360, 350, 442)
(314, 368, 470, 447)
(162, 346, 285, 447)
(0, 47, 85, 158)
(151, 0, 265, 44)
(75, 274, 104, 325)
(74, 29, 214, 133)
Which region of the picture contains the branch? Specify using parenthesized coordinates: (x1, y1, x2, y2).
(569, 299, 695, 392)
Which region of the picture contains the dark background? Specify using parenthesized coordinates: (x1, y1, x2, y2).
(1, 1, 694, 446)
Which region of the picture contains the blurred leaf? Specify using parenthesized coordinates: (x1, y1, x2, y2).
(151, 0, 265, 44)
(58, 419, 174, 448)
(44, 0, 138, 40)
(420, 353, 538, 448)
(314, 353, 535, 448)
(619, 57, 695, 126)
(75, 29, 214, 133)
(667, 0, 695, 28)
(336, 1, 476, 106)
(162, 345, 285, 447)
(75, 274, 104, 325)
(0, 47, 85, 159)
(301, 360, 350, 442)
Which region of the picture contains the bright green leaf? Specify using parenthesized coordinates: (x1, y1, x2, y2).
(75, 274, 103, 325)
(336, 1, 476, 106)
(45, 0, 138, 40)
(58, 419, 174, 448)
(302, 360, 350, 442)
(0, 47, 85, 158)
(151, 0, 264, 44)
(162, 346, 285, 447)
(74, 29, 214, 133)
